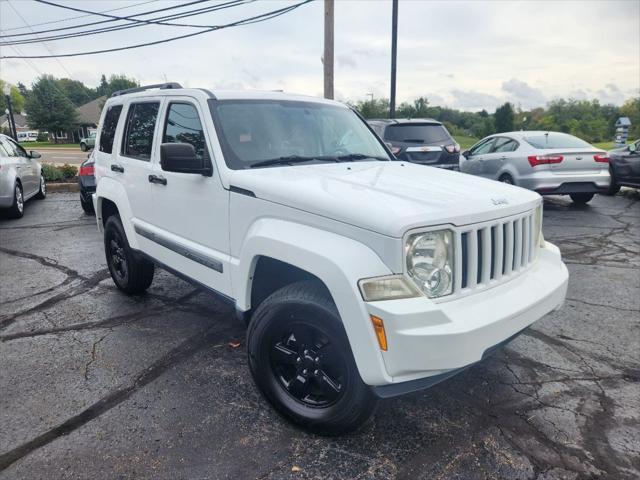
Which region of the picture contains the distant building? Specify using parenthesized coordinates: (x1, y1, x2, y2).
(72, 96, 106, 142)
(0, 112, 29, 133)
(614, 117, 631, 147)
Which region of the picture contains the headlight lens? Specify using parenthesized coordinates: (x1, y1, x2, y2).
(359, 275, 421, 301)
(406, 230, 454, 298)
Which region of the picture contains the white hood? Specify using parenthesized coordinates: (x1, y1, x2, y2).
(229, 162, 541, 238)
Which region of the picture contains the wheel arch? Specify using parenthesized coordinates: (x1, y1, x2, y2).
(95, 177, 138, 248)
(234, 218, 394, 385)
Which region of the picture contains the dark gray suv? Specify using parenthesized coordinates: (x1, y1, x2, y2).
(367, 118, 460, 169)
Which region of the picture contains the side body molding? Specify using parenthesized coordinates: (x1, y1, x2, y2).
(232, 218, 395, 385)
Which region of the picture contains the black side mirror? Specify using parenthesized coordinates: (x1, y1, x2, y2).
(160, 143, 212, 176)
(29, 151, 41, 159)
(462, 150, 470, 158)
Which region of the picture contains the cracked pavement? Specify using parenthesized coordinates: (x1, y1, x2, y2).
(0, 191, 638, 479)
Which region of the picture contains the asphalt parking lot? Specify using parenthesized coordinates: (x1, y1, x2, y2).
(1, 191, 638, 480)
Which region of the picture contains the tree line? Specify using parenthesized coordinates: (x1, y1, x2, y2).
(1, 74, 138, 141)
(2, 74, 638, 144)
(351, 96, 640, 143)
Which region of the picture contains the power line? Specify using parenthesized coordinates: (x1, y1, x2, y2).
(1, 1, 257, 46)
(0, 0, 160, 33)
(1, 0, 314, 59)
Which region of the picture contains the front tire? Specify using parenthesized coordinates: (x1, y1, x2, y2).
(247, 281, 377, 435)
(35, 175, 46, 199)
(499, 173, 514, 185)
(104, 215, 154, 294)
(6, 183, 24, 218)
(570, 192, 595, 205)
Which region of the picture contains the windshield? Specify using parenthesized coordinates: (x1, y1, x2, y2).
(210, 99, 390, 169)
(385, 123, 452, 144)
(524, 133, 592, 149)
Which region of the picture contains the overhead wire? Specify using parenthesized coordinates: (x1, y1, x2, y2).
(0, 0, 314, 59)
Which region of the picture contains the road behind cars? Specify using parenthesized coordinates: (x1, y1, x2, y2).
(34, 148, 88, 166)
(0, 192, 638, 479)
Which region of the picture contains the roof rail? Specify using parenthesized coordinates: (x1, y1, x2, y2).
(111, 82, 182, 98)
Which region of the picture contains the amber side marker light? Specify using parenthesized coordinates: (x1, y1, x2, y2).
(370, 315, 388, 351)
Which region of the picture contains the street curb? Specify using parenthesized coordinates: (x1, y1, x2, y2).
(47, 183, 80, 193)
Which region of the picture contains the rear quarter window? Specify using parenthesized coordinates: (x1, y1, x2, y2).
(99, 105, 123, 154)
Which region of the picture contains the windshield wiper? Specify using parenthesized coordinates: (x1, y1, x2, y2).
(334, 153, 389, 162)
(250, 155, 335, 168)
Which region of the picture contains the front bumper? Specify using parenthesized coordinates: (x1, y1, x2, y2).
(364, 242, 568, 392)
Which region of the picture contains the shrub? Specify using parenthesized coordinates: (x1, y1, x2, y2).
(36, 132, 48, 142)
(59, 163, 78, 179)
(41, 163, 63, 182)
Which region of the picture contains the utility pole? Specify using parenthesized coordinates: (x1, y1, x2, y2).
(389, 0, 398, 118)
(324, 0, 334, 99)
(3, 84, 17, 140)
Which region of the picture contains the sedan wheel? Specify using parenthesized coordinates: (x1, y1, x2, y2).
(499, 174, 514, 185)
(6, 184, 24, 218)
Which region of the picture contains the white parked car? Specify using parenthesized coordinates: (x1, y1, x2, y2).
(460, 131, 610, 204)
(0, 133, 46, 218)
(93, 84, 568, 433)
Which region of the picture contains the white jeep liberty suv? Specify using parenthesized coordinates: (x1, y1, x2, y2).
(93, 83, 568, 434)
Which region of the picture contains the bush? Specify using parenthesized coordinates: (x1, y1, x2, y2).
(41, 163, 63, 182)
(36, 132, 48, 142)
(59, 163, 78, 179)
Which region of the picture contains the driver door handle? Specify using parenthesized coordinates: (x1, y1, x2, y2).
(148, 174, 167, 185)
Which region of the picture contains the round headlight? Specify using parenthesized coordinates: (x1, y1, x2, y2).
(406, 230, 454, 298)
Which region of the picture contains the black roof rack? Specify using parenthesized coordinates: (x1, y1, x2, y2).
(111, 82, 182, 98)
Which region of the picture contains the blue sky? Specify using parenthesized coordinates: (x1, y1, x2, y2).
(1, 0, 638, 111)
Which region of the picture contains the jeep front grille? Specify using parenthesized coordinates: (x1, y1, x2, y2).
(453, 209, 538, 295)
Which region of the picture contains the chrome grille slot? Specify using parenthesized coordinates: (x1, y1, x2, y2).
(454, 209, 538, 297)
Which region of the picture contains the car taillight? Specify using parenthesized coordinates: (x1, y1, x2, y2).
(79, 165, 95, 176)
(593, 153, 609, 163)
(527, 155, 563, 167)
(444, 144, 460, 154)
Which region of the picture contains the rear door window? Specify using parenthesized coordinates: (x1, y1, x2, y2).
(99, 105, 123, 154)
(163, 102, 208, 160)
(122, 102, 160, 160)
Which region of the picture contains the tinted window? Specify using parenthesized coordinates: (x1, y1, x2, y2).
(99, 105, 123, 154)
(471, 138, 495, 155)
(211, 100, 389, 169)
(524, 133, 592, 149)
(0, 139, 9, 156)
(3, 138, 27, 157)
(122, 102, 159, 160)
(493, 138, 518, 153)
(384, 124, 452, 144)
(163, 103, 207, 160)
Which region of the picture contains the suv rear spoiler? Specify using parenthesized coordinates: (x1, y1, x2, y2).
(111, 82, 182, 98)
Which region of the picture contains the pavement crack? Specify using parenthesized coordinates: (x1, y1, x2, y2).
(83, 332, 109, 381)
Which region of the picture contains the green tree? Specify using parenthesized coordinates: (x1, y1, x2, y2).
(57, 78, 95, 106)
(25, 75, 78, 143)
(0, 79, 26, 113)
(96, 74, 109, 96)
(103, 74, 139, 97)
(619, 97, 640, 139)
(353, 98, 389, 119)
(494, 102, 515, 133)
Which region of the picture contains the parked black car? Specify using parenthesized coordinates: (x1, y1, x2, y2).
(78, 153, 95, 214)
(367, 119, 460, 169)
(607, 139, 640, 194)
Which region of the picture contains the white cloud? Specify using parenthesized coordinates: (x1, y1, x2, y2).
(501, 79, 546, 109)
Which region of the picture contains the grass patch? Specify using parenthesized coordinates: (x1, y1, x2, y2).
(455, 136, 479, 150)
(21, 142, 78, 148)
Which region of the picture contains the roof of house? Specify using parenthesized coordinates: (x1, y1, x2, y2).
(75, 96, 106, 125)
(615, 117, 631, 127)
(0, 113, 28, 128)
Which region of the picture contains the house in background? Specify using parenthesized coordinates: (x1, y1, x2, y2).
(0, 112, 29, 134)
(73, 96, 106, 142)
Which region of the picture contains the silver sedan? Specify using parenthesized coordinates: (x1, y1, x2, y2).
(459, 131, 610, 204)
(0, 134, 46, 218)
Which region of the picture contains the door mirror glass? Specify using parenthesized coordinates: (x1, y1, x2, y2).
(160, 143, 211, 175)
(628, 143, 637, 153)
(29, 150, 41, 159)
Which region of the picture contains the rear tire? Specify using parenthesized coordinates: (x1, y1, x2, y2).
(247, 281, 377, 435)
(6, 184, 24, 218)
(570, 192, 595, 205)
(80, 195, 94, 214)
(35, 175, 46, 199)
(499, 173, 514, 185)
(80, 142, 87, 152)
(104, 215, 154, 294)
